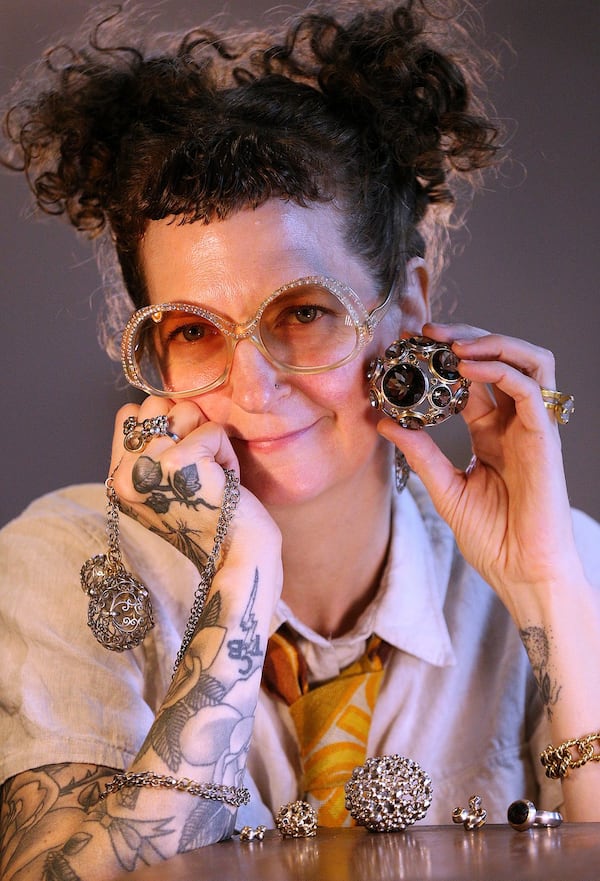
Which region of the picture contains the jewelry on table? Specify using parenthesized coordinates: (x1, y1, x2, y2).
(275, 801, 318, 837)
(367, 336, 471, 430)
(239, 825, 267, 841)
(540, 730, 600, 779)
(123, 414, 180, 453)
(452, 794, 487, 830)
(99, 770, 250, 807)
(344, 754, 433, 832)
(80, 478, 154, 652)
(540, 387, 575, 425)
(507, 799, 563, 832)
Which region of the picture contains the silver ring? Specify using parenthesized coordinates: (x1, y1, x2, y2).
(452, 794, 487, 830)
(507, 799, 563, 831)
(123, 415, 178, 452)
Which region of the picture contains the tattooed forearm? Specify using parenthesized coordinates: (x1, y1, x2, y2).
(520, 625, 562, 719)
(227, 570, 264, 675)
(1, 567, 267, 877)
(0, 764, 176, 881)
(140, 572, 263, 794)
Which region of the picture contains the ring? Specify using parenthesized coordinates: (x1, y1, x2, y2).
(274, 801, 317, 838)
(540, 388, 575, 425)
(507, 799, 563, 831)
(344, 754, 433, 832)
(239, 825, 266, 841)
(123, 415, 180, 452)
(452, 794, 487, 830)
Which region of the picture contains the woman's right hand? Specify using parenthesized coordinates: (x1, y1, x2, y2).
(109, 397, 281, 573)
(1, 402, 284, 881)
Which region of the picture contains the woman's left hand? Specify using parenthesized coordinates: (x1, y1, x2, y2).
(377, 322, 584, 614)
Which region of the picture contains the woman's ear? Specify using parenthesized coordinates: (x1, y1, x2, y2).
(400, 257, 430, 335)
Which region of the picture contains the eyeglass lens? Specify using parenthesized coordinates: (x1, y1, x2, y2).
(133, 282, 361, 394)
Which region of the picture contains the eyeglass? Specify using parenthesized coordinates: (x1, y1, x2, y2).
(121, 275, 393, 397)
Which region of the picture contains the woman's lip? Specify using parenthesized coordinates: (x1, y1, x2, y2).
(233, 422, 319, 449)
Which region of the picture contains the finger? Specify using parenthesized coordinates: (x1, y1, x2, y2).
(452, 334, 556, 387)
(110, 402, 144, 475)
(425, 323, 557, 387)
(115, 422, 239, 509)
(423, 321, 490, 343)
(113, 397, 205, 472)
(165, 399, 207, 440)
(457, 358, 559, 433)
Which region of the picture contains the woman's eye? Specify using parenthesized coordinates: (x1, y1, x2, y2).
(170, 322, 213, 342)
(293, 305, 320, 324)
(278, 304, 327, 326)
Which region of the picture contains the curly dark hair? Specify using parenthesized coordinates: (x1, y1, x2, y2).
(1, 0, 500, 348)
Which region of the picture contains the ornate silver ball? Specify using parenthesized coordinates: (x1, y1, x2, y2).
(275, 800, 318, 838)
(87, 570, 154, 652)
(344, 755, 433, 832)
(367, 336, 471, 429)
(80, 554, 112, 595)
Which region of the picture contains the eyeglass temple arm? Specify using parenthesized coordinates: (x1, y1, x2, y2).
(367, 280, 396, 331)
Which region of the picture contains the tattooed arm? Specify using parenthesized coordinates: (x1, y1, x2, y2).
(1, 404, 283, 878)
(1, 536, 282, 880)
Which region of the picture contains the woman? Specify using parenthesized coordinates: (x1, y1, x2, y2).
(1, 1, 599, 877)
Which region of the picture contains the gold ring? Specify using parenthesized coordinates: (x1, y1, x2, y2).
(540, 388, 575, 424)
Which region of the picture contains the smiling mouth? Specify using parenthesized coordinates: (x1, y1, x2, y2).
(233, 422, 319, 449)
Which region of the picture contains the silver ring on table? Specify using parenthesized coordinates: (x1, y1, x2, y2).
(507, 799, 563, 831)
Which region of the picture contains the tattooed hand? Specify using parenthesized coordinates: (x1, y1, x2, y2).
(110, 398, 278, 572)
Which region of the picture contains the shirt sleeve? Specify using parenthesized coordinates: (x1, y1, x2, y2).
(0, 486, 154, 784)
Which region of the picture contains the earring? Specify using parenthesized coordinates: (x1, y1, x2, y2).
(80, 478, 154, 652)
(395, 448, 410, 493)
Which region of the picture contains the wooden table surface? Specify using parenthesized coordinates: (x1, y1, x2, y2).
(119, 823, 600, 881)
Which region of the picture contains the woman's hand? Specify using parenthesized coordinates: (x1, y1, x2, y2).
(378, 322, 585, 615)
(109, 397, 280, 572)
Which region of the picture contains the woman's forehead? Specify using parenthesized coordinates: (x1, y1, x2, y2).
(139, 200, 376, 308)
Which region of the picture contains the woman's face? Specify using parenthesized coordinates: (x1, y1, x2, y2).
(139, 200, 427, 507)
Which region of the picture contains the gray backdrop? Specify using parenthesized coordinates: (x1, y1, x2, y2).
(1, 0, 598, 528)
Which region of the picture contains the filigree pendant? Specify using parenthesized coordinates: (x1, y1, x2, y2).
(81, 556, 154, 652)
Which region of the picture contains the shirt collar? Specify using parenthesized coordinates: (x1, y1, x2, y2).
(271, 476, 457, 668)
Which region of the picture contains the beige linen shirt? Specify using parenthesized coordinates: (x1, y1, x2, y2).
(2, 480, 598, 825)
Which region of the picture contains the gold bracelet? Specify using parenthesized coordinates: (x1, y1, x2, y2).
(99, 771, 250, 807)
(540, 731, 600, 779)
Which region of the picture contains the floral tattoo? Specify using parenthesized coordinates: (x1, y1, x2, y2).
(519, 625, 562, 719)
(132, 456, 218, 515)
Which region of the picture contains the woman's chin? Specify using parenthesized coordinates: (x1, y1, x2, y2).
(236, 453, 328, 509)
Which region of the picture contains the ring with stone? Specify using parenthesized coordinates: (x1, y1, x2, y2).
(540, 387, 575, 425)
(123, 414, 180, 452)
(507, 799, 563, 831)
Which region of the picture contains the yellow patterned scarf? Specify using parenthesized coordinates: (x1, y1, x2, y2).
(262, 624, 389, 826)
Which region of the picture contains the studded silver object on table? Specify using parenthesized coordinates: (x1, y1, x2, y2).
(275, 800, 318, 837)
(344, 755, 433, 832)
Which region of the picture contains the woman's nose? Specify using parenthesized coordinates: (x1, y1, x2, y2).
(228, 338, 284, 411)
